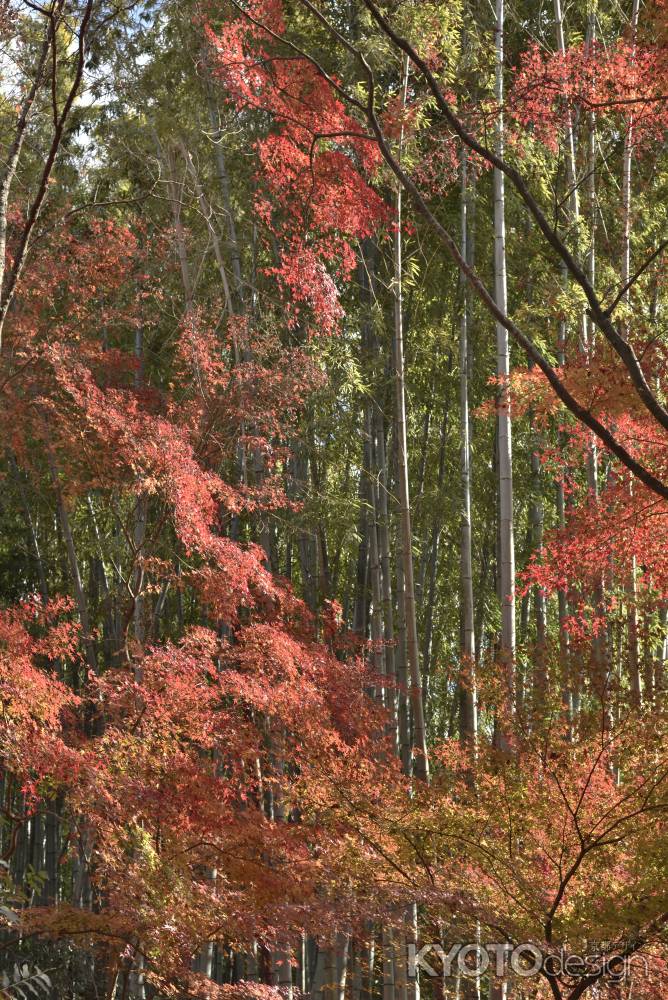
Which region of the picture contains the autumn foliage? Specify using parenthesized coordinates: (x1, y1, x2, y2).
(0, 1, 667, 999)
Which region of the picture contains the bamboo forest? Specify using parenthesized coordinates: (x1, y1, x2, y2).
(1, 0, 668, 997)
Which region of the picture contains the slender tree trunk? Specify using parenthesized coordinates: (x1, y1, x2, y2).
(494, 0, 515, 746)
(584, 8, 599, 490)
(311, 944, 326, 1000)
(655, 604, 668, 702)
(390, 60, 428, 1000)
(642, 608, 654, 706)
(422, 401, 448, 705)
(414, 403, 432, 603)
(367, 409, 386, 691)
(353, 245, 377, 638)
(353, 437, 371, 638)
(622, 0, 642, 704)
(132, 327, 147, 673)
(395, 525, 412, 774)
(130, 327, 148, 1000)
(551, 0, 593, 729)
(373, 398, 399, 745)
(527, 389, 547, 710)
(621, 0, 641, 340)
(334, 933, 349, 1000)
(458, 154, 477, 745)
(393, 56, 429, 782)
(491, 3, 512, 994)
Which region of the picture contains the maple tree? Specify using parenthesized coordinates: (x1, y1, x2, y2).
(0, 1, 666, 999)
